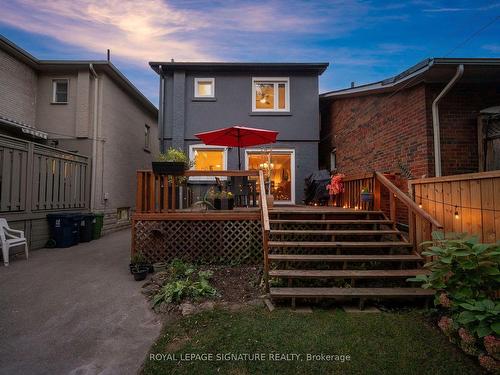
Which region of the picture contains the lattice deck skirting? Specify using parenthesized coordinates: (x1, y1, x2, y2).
(133, 219, 263, 264)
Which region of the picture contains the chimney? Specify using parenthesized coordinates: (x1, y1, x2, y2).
(351, 81, 355, 88)
(171, 58, 174, 62)
(107, 49, 110, 61)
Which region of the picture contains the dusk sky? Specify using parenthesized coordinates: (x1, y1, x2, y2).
(0, 0, 499, 106)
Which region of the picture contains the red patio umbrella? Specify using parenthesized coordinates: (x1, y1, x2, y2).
(195, 125, 279, 169)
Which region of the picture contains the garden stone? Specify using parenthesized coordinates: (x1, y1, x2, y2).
(180, 302, 197, 316)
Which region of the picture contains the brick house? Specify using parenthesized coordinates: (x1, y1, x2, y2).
(0, 35, 158, 248)
(319, 58, 500, 187)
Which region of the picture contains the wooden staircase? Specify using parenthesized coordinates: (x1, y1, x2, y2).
(265, 207, 435, 307)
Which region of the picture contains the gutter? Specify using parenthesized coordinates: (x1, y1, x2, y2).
(89, 64, 99, 211)
(431, 64, 464, 177)
(158, 65, 165, 152)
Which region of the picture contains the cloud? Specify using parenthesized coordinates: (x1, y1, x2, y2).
(422, 2, 500, 12)
(0, 0, 372, 64)
(482, 44, 500, 53)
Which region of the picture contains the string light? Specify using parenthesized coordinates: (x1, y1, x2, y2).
(454, 206, 460, 220)
(413, 194, 500, 212)
(418, 201, 423, 208)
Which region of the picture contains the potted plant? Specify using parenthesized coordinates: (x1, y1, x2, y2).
(129, 251, 152, 273)
(152, 147, 192, 175)
(360, 187, 373, 203)
(213, 191, 222, 210)
(132, 265, 149, 281)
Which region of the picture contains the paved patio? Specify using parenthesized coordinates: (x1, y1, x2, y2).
(0, 229, 162, 375)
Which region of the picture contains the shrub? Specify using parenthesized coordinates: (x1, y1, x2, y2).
(152, 260, 217, 306)
(409, 232, 500, 338)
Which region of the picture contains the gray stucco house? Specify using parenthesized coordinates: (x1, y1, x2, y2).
(149, 62, 328, 204)
(0, 35, 158, 247)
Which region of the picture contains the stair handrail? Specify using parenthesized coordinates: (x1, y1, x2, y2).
(374, 172, 443, 230)
(259, 170, 270, 291)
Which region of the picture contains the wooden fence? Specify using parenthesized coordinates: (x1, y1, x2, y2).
(0, 134, 89, 212)
(0, 134, 90, 249)
(409, 171, 500, 243)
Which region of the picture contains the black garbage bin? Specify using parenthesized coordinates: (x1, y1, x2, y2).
(47, 213, 82, 248)
(80, 213, 94, 242)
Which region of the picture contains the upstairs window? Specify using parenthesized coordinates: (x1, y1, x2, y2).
(144, 124, 150, 150)
(194, 78, 215, 98)
(52, 79, 68, 103)
(252, 78, 289, 112)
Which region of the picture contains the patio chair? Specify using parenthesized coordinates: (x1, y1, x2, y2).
(0, 218, 28, 266)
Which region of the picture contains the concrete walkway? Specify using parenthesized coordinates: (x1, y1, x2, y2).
(0, 230, 162, 375)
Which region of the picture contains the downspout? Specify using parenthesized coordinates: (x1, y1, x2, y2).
(158, 65, 165, 153)
(89, 63, 99, 211)
(432, 64, 464, 177)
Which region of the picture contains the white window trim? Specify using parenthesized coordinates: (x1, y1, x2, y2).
(245, 148, 295, 204)
(194, 78, 215, 98)
(252, 77, 290, 112)
(188, 144, 228, 181)
(52, 78, 69, 104)
(330, 148, 337, 171)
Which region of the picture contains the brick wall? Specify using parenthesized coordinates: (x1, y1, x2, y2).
(426, 83, 500, 176)
(0, 49, 37, 126)
(319, 83, 431, 183)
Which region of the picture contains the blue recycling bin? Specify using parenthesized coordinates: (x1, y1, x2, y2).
(47, 213, 83, 248)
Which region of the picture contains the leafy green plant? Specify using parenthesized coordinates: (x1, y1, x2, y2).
(131, 251, 147, 265)
(156, 147, 193, 167)
(408, 232, 500, 337)
(455, 299, 500, 337)
(152, 260, 217, 306)
(408, 232, 500, 300)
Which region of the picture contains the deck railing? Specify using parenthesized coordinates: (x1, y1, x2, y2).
(259, 170, 270, 292)
(337, 171, 443, 252)
(135, 169, 261, 215)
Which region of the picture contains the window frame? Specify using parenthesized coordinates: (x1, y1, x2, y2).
(52, 79, 69, 104)
(252, 77, 290, 112)
(330, 148, 337, 171)
(194, 78, 215, 98)
(188, 144, 228, 181)
(144, 124, 151, 151)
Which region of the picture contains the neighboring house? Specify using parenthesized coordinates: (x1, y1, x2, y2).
(0, 35, 158, 248)
(319, 58, 500, 188)
(150, 62, 328, 204)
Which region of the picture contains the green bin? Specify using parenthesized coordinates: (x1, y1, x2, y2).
(92, 212, 104, 240)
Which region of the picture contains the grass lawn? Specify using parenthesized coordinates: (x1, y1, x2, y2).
(142, 306, 483, 375)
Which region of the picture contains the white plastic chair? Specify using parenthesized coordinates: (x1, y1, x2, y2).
(0, 218, 28, 266)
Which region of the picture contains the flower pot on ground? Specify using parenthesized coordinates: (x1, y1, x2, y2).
(213, 191, 234, 210)
(132, 266, 149, 281)
(130, 251, 152, 273)
(152, 147, 193, 176)
(153, 262, 167, 273)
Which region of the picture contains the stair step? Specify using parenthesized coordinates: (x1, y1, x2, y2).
(270, 229, 399, 235)
(270, 287, 435, 298)
(270, 219, 393, 225)
(268, 241, 411, 248)
(268, 254, 422, 262)
(270, 209, 383, 215)
(268, 269, 429, 279)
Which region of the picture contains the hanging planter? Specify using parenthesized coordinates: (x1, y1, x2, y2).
(152, 147, 192, 175)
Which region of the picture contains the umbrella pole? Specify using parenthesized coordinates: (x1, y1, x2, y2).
(238, 146, 241, 170)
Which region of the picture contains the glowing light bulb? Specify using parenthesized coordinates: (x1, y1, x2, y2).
(418, 202, 422, 209)
(454, 206, 459, 220)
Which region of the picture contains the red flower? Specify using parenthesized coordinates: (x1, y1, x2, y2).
(327, 174, 345, 195)
(458, 328, 475, 345)
(438, 293, 452, 308)
(438, 316, 454, 336)
(484, 336, 500, 360)
(479, 354, 500, 372)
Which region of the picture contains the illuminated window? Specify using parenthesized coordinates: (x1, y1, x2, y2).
(189, 144, 227, 180)
(194, 78, 215, 98)
(252, 78, 289, 112)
